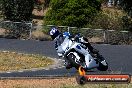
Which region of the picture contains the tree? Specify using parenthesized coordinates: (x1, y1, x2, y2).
(2, 0, 34, 21)
(119, 0, 132, 17)
(118, 0, 132, 31)
(0, 0, 3, 11)
(44, 0, 101, 27)
(34, 0, 50, 11)
(0, 0, 2, 18)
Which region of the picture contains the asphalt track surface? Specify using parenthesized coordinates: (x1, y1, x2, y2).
(0, 38, 132, 77)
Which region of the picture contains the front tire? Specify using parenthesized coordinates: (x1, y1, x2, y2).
(67, 52, 80, 70)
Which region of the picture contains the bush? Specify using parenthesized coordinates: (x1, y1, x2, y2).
(31, 29, 52, 41)
(44, 0, 101, 28)
(89, 7, 126, 30)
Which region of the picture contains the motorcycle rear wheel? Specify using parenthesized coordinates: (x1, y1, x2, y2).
(76, 76, 86, 85)
(97, 61, 108, 71)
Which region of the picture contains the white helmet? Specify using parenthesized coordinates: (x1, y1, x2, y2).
(50, 27, 60, 40)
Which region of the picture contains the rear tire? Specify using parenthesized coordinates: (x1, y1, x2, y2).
(97, 61, 108, 71)
(76, 76, 86, 85)
(96, 54, 108, 71)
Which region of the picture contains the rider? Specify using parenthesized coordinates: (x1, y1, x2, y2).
(49, 26, 99, 69)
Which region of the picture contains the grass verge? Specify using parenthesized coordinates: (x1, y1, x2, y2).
(0, 77, 131, 88)
(0, 51, 53, 71)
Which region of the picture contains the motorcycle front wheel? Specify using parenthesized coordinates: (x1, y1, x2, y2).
(67, 52, 80, 70)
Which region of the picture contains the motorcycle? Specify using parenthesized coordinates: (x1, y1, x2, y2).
(55, 32, 108, 71)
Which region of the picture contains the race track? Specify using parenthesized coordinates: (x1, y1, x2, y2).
(0, 38, 132, 77)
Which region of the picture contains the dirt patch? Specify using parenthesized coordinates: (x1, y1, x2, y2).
(0, 77, 132, 88)
(0, 28, 6, 35)
(89, 37, 104, 43)
(0, 78, 77, 88)
(31, 29, 51, 41)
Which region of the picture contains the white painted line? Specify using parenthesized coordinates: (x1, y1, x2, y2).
(57, 66, 65, 69)
(6, 72, 11, 73)
(44, 68, 49, 70)
(58, 59, 64, 61)
(53, 67, 57, 69)
(102, 44, 110, 45)
(32, 69, 37, 71)
(18, 70, 23, 72)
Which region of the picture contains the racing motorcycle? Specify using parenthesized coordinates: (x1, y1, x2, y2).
(56, 32, 108, 71)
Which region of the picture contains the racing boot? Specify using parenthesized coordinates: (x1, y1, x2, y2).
(96, 54, 105, 62)
(89, 48, 99, 58)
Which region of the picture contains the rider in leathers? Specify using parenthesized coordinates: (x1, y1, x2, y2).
(50, 27, 100, 69)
